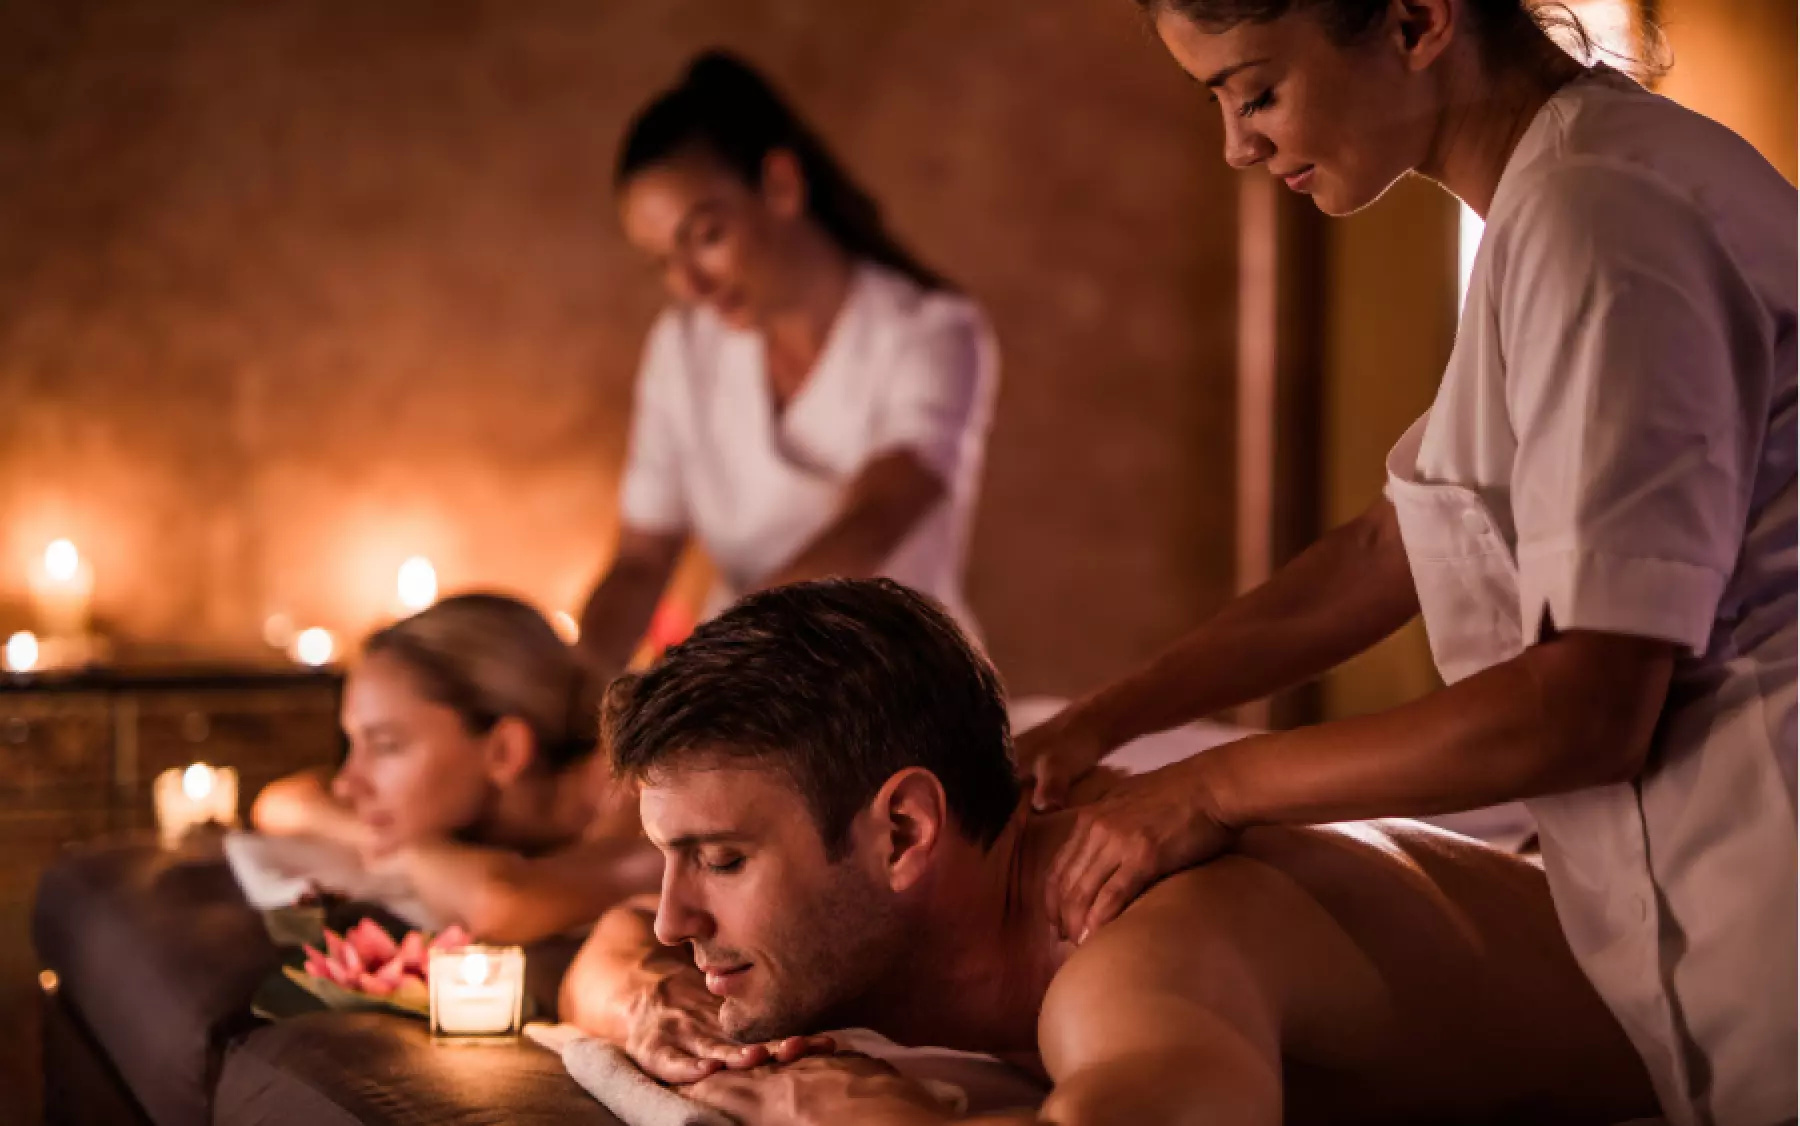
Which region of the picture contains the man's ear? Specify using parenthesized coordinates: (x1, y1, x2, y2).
(869, 767, 948, 894)
(758, 148, 808, 222)
(483, 716, 537, 788)
(1388, 0, 1455, 71)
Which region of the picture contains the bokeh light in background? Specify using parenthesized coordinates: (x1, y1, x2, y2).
(397, 556, 438, 612)
(294, 628, 335, 668)
(44, 539, 79, 582)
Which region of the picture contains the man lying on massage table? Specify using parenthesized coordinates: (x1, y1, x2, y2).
(561, 579, 1657, 1125)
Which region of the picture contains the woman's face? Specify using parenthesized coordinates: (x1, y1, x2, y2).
(1154, 6, 1436, 215)
(333, 650, 495, 852)
(619, 148, 803, 330)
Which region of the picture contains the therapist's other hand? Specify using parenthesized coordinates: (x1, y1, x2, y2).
(1014, 707, 1113, 812)
(1046, 757, 1236, 943)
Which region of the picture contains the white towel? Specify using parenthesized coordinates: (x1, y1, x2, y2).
(525, 1024, 733, 1126)
(221, 831, 443, 929)
(525, 1023, 1041, 1124)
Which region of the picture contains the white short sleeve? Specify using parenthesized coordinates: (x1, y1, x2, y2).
(865, 303, 992, 484)
(1497, 161, 1776, 653)
(617, 311, 692, 534)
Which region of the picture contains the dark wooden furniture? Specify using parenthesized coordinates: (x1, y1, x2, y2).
(1, 667, 343, 1126)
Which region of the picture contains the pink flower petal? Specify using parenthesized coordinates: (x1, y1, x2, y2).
(395, 930, 427, 975)
(303, 955, 332, 980)
(348, 919, 397, 966)
(371, 956, 407, 988)
(322, 929, 348, 964)
(340, 940, 365, 978)
(358, 971, 396, 997)
(429, 924, 471, 952)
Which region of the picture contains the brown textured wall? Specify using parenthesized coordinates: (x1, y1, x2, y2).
(0, 0, 1239, 694)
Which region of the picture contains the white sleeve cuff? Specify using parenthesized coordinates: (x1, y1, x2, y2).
(1517, 547, 1726, 655)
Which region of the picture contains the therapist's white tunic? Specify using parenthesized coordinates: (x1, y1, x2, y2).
(1386, 69, 1796, 1126)
(618, 263, 998, 632)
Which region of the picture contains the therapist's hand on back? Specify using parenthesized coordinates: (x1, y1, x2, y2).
(1045, 752, 1236, 944)
(1013, 706, 1116, 812)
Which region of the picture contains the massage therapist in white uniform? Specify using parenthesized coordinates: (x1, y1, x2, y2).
(577, 52, 997, 679)
(1015, 2, 1796, 1123)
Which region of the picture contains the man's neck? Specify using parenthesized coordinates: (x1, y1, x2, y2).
(855, 806, 1075, 1060)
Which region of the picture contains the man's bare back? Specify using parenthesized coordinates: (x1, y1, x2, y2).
(1038, 819, 1654, 1125)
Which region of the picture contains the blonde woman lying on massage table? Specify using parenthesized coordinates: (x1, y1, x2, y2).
(252, 593, 661, 943)
(559, 581, 1657, 1125)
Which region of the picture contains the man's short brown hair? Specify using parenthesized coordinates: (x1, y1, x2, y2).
(604, 579, 1020, 854)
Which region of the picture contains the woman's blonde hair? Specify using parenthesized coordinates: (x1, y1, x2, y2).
(364, 593, 599, 771)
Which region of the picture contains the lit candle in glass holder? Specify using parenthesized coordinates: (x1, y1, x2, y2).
(4, 631, 38, 673)
(153, 762, 239, 847)
(430, 944, 525, 1040)
(29, 540, 94, 639)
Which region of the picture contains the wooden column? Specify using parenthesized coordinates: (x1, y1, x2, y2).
(1234, 173, 1327, 729)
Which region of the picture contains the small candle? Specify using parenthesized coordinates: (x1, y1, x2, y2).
(153, 762, 239, 847)
(4, 631, 37, 673)
(430, 945, 525, 1040)
(29, 540, 94, 640)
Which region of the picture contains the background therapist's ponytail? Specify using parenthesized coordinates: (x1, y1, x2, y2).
(617, 50, 951, 293)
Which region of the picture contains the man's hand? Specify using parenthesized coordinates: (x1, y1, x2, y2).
(620, 969, 835, 1084)
(687, 1053, 953, 1126)
(1046, 756, 1236, 943)
(1013, 707, 1114, 812)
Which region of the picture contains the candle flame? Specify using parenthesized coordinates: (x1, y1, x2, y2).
(295, 628, 335, 667)
(44, 539, 80, 583)
(460, 950, 492, 986)
(182, 763, 215, 801)
(397, 557, 438, 612)
(4, 631, 37, 673)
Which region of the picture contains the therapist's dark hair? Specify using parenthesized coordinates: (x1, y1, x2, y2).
(617, 51, 949, 292)
(1139, 0, 1662, 73)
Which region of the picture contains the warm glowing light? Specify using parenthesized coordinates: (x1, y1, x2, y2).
(44, 540, 80, 583)
(295, 628, 335, 667)
(460, 950, 492, 987)
(182, 762, 216, 801)
(262, 613, 295, 649)
(4, 631, 38, 673)
(397, 556, 438, 612)
(552, 611, 580, 644)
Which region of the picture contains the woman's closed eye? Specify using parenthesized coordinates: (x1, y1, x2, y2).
(1239, 88, 1276, 117)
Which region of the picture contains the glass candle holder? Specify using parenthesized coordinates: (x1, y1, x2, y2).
(429, 944, 524, 1042)
(152, 763, 238, 848)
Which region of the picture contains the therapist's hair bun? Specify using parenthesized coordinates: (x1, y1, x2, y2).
(363, 592, 600, 773)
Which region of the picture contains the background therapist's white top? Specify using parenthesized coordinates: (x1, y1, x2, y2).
(618, 262, 998, 631)
(1387, 68, 1795, 1126)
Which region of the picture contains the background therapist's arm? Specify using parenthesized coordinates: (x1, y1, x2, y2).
(577, 526, 685, 683)
(757, 448, 947, 590)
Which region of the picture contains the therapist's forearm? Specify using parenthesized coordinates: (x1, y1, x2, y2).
(579, 542, 681, 681)
(1074, 498, 1419, 750)
(1197, 630, 1676, 830)
(760, 450, 946, 590)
